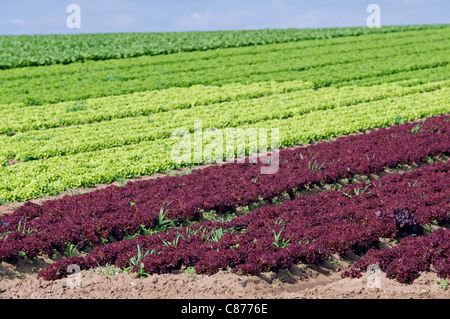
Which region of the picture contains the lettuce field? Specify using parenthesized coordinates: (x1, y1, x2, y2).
(0, 24, 449, 298)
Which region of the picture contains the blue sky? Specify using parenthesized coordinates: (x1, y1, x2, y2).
(0, 0, 448, 35)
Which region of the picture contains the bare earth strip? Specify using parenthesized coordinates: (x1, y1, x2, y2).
(1, 253, 449, 299)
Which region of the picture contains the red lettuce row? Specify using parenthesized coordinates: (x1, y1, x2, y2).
(342, 228, 450, 284)
(38, 161, 450, 282)
(0, 115, 449, 262)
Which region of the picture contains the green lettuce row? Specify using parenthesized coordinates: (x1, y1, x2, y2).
(0, 80, 448, 163)
(0, 80, 313, 133)
(3, 34, 447, 104)
(3, 27, 438, 82)
(1, 28, 448, 105)
(0, 86, 448, 203)
(334, 63, 450, 88)
(234, 44, 449, 83)
(2, 61, 449, 135)
(1, 24, 445, 69)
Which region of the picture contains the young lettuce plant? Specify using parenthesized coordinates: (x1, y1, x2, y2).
(125, 244, 156, 277)
(64, 242, 80, 257)
(272, 228, 291, 248)
(154, 202, 177, 232)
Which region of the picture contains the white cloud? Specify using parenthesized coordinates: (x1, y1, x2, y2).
(399, 0, 428, 4)
(178, 10, 254, 30)
(37, 15, 66, 26)
(109, 14, 136, 27)
(7, 19, 27, 27)
(278, 10, 360, 29)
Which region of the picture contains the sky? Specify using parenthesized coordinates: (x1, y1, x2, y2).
(0, 0, 449, 35)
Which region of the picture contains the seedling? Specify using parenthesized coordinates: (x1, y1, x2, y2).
(308, 160, 325, 172)
(125, 244, 155, 277)
(219, 212, 236, 223)
(51, 250, 58, 260)
(298, 238, 316, 246)
(353, 184, 371, 196)
(154, 202, 177, 232)
(241, 206, 250, 214)
(67, 188, 82, 196)
(210, 228, 224, 242)
(185, 266, 197, 276)
(407, 180, 418, 187)
(135, 263, 150, 278)
(115, 177, 127, 186)
(184, 225, 205, 239)
(18, 251, 27, 259)
(17, 218, 36, 236)
(272, 278, 281, 288)
(100, 235, 115, 245)
(394, 114, 404, 125)
(410, 122, 425, 134)
(272, 198, 283, 206)
(0, 231, 10, 241)
(342, 184, 372, 198)
(208, 242, 220, 251)
(201, 227, 225, 243)
(272, 228, 291, 248)
(64, 242, 80, 257)
(342, 191, 352, 198)
(160, 233, 183, 247)
(332, 184, 339, 191)
(165, 171, 178, 177)
(437, 279, 448, 290)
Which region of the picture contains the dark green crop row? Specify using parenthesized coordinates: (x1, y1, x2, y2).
(2, 27, 442, 82)
(0, 24, 446, 69)
(0, 27, 448, 106)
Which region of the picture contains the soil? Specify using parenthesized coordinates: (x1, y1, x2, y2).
(1, 254, 449, 299)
